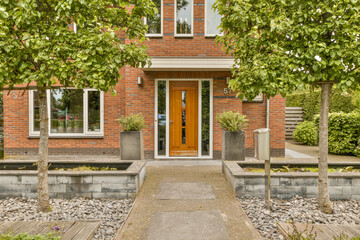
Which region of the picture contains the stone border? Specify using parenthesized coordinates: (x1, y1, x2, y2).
(223, 161, 360, 200)
(0, 160, 146, 199)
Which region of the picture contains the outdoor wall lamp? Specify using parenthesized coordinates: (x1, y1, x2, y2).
(138, 77, 143, 85)
(226, 77, 230, 85)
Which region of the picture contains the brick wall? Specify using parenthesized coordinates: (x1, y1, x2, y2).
(3, 0, 286, 158)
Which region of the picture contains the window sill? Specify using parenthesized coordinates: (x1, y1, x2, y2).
(28, 135, 104, 139)
(146, 34, 163, 38)
(174, 34, 194, 38)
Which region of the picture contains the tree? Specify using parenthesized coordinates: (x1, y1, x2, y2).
(0, 0, 156, 211)
(215, 0, 360, 213)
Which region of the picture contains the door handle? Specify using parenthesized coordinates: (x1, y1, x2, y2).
(169, 120, 174, 126)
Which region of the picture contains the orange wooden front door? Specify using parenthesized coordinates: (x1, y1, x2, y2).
(169, 81, 198, 156)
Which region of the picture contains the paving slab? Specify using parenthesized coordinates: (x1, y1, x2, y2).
(115, 165, 263, 240)
(157, 182, 215, 200)
(144, 211, 230, 240)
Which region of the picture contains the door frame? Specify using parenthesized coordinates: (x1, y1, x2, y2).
(154, 78, 213, 159)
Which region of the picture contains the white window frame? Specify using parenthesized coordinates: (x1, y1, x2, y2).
(154, 78, 213, 159)
(174, 0, 194, 37)
(29, 89, 104, 137)
(145, 0, 163, 37)
(204, 0, 223, 37)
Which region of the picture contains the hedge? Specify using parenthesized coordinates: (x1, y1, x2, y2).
(286, 88, 356, 121)
(293, 121, 318, 146)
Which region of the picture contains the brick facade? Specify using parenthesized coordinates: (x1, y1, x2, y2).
(3, 0, 285, 159)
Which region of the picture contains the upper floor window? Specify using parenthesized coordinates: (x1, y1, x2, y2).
(205, 0, 222, 36)
(145, 0, 163, 36)
(29, 89, 104, 137)
(175, 0, 193, 36)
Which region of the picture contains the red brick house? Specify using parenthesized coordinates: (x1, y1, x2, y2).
(3, 0, 285, 159)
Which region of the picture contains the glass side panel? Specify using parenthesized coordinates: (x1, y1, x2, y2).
(33, 91, 40, 132)
(50, 89, 84, 134)
(206, 0, 221, 35)
(88, 91, 101, 132)
(201, 81, 210, 156)
(147, 0, 162, 34)
(157, 81, 166, 155)
(176, 0, 192, 35)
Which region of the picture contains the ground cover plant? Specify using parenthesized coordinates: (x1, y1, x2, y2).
(0, 233, 60, 240)
(243, 166, 360, 173)
(215, 0, 360, 213)
(0, 0, 156, 211)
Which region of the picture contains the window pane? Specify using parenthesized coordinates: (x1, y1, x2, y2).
(147, 0, 162, 34)
(206, 0, 221, 35)
(50, 89, 84, 134)
(201, 81, 210, 156)
(176, 0, 192, 35)
(88, 91, 101, 132)
(158, 81, 166, 156)
(33, 91, 40, 132)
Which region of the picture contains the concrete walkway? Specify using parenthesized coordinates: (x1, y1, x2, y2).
(115, 164, 262, 240)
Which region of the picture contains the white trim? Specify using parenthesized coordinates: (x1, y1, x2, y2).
(29, 89, 104, 137)
(165, 80, 170, 157)
(144, 57, 234, 71)
(204, 0, 223, 37)
(174, 0, 194, 37)
(145, 0, 163, 37)
(198, 80, 202, 158)
(154, 78, 213, 159)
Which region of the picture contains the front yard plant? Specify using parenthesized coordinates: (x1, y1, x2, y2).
(295, 112, 360, 156)
(118, 113, 145, 160)
(117, 113, 145, 131)
(217, 111, 248, 161)
(293, 121, 318, 146)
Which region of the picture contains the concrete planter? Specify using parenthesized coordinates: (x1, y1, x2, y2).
(0, 160, 146, 199)
(223, 161, 360, 200)
(120, 131, 144, 160)
(222, 131, 245, 161)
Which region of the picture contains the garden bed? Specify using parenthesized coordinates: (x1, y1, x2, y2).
(0, 160, 146, 199)
(223, 161, 360, 200)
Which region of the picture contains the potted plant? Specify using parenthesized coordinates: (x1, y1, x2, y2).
(216, 111, 248, 161)
(118, 113, 145, 160)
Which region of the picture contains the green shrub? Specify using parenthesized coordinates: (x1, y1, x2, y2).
(286, 88, 356, 121)
(293, 121, 319, 146)
(117, 113, 145, 131)
(0, 233, 60, 240)
(216, 111, 248, 132)
(314, 112, 360, 155)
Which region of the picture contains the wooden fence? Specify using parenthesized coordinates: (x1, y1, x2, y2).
(285, 107, 303, 139)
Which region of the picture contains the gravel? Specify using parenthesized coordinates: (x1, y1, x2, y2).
(239, 196, 360, 240)
(0, 197, 134, 240)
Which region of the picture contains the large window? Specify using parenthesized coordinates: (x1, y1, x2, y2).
(145, 0, 162, 36)
(175, 0, 193, 36)
(205, 0, 222, 36)
(29, 89, 103, 136)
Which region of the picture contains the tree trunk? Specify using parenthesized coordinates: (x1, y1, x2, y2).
(318, 83, 333, 213)
(37, 89, 50, 212)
